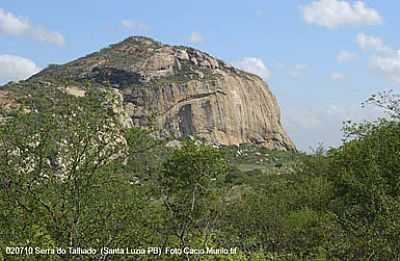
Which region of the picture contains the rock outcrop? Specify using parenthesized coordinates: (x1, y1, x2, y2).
(21, 36, 295, 150)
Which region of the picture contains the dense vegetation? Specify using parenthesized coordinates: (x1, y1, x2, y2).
(1, 87, 399, 260)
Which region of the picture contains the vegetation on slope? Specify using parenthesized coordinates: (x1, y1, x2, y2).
(1, 87, 400, 260)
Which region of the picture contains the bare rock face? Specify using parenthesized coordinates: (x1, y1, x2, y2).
(28, 36, 295, 150)
(0, 90, 18, 109)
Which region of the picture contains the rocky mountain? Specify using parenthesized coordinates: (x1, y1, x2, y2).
(4, 36, 295, 150)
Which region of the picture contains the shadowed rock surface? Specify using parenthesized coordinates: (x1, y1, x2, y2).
(4, 36, 296, 150)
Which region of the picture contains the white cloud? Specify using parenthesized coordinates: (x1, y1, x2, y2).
(370, 52, 400, 84)
(273, 62, 308, 78)
(355, 33, 400, 84)
(0, 9, 65, 46)
(303, 0, 382, 29)
(234, 57, 271, 79)
(283, 104, 383, 151)
(0, 55, 41, 84)
(30, 27, 65, 46)
(274, 62, 286, 70)
(0, 8, 30, 36)
(331, 72, 345, 81)
(356, 33, 389, 53)
(294, 64, 307, 70)
(121, 20, 150, 32)
(189, 32, 205, 44)
(337, 50, 357, 63)
(289, 64, 308, 79)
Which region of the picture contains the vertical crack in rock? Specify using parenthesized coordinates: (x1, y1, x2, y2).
(21, 36, 296, 150)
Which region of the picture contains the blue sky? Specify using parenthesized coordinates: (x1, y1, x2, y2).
(0, 0, 399, 151)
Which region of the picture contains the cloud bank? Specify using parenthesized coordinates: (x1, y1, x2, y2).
(0, 55, 41, 84)
(337, 50, 357, 63)
(303, 0, 382, 29)
(189, 32, 205, 44)
(121, 20, 150, 32)
(0, 9, 64, 46)
(331, 72, 345, 81)
(283, 104, 383, 151)
(234, 57, 271, 80)
(356, 33, 400, 84)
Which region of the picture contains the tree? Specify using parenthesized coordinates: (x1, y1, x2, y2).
(159, 141, 228, 257)
(326, 92, 400, 259)
(0, 86, 159, 260)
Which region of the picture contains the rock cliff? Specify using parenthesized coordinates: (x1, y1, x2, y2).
(16, 36, 296, 150)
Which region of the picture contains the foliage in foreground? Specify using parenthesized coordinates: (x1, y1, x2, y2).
(0, 87, 400, 260)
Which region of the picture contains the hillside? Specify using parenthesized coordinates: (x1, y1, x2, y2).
(2, 36, 295, 151)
